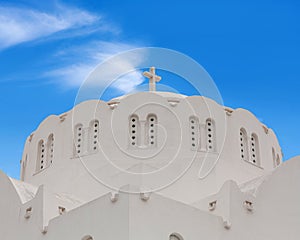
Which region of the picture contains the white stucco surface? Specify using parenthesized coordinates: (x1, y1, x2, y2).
(0, 90, 298, 240)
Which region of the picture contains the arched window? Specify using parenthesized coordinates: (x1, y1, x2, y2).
(206, 118, 216, 152)
(47, 134, 54, 166)
(272, 148, 282, 167)
(36, 140, 45, 171)
(276, 154, 281, 166)
(89, 119, 99, 153)
(74, 123, 83, 156)
(169, 233, 184, 240)
(240, 128, 249, 162)
(273, 148, 281, 167)
(82, 236, 93, 240)
(189, 116, 200, 150)
(146, 114, 157, 147)
(272, 147, 275, 164)
(250, 133, 260, 166)
(129, 114, 139, 147)
(272, 147, 276, 167)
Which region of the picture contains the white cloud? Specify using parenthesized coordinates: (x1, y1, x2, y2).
(0, 5, 101, 49)
(110, 71, 145, 93)
(0, 4, 147, 94)
(46, 41, 146, 94)
(47, 63, 95, 87)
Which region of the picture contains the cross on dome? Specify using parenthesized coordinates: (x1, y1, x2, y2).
(143, 67, 162, 91)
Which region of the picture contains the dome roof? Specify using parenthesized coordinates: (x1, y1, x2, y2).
(109, 91, 187, 102)
(20, 89, 283, 205)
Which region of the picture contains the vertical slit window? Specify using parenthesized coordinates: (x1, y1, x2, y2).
(250, 133, 260, 166)
(89, 120, 99, 153)
(47, 134, 54, 166)
(74, 124, 83, 156)
(206, 119, 216, 152)
(240, 128, 249, 162)
(37, 140, 45, 171)
(129, 115, 139, 147)
(272, 147, 276, 167)
(147, 114, 157, 147)
(190, 116, 199, 150)
(276, 154, 281, 166)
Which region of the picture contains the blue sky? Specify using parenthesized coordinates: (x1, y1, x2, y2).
(0, 0, 299, 178)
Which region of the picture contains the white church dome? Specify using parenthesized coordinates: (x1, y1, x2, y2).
(19, 88, 282, 204)
(1, 69, 299, 240)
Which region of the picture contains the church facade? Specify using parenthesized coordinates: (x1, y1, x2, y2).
(0, 70, 299, 239)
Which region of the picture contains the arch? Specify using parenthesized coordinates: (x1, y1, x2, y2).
(146, 114, 157, 147)
(206, 118, 216, 152)
(89, 119, 99, 153)
(82, 235, 93, 240)
(189, 116, 200, 150)
(276, 154, 281, 166)
(272, 148, 281, 167)
(169, 233, 184, 240)
(250, 133, 260, 166)
(129, 114, 140, 147)
(36, 139, 45, 171)
(47, 133, 54, 166)
(74, 123, 83, 156)
(240, 128, 249, 162)
(272, 147, 276, 167)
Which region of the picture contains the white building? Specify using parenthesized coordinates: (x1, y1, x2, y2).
(0, 69, 299, 240)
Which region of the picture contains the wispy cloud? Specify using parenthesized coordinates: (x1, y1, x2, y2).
(0, 5, 102, 49)
(46, 41, 146, 93)
(0, 4, 147, 94)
